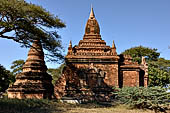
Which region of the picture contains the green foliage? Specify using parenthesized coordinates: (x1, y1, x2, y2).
(115, 87, 170, 112)
(47, 64, 65, 84)
(0, 0, 66, 62)
(148, 58, 170, 87)
(10, 59, 25, 75)
(148, 62, 170, 87)
(156, 58, 170, 68)
(122, 46, 170, 87)
(121, 46, 160, 63)
(0, 64, 14, 92)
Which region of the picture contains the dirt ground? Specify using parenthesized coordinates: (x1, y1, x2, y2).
(66, 106, 155, 113)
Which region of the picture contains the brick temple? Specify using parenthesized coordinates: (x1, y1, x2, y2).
(54, 7, 148, 101)
(8, 40, 53, 99)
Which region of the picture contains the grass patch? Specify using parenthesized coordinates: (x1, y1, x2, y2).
(0, 98, 167, 113)
(0, 98, 64, 113)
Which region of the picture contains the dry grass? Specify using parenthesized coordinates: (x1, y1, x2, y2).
(65, 105, 155, 113)
(0, 98, 169, 113)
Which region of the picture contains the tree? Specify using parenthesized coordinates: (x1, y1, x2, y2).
(0, 0, 66, 62)
(10, 59, 25, 75)
(0, 64, 14, 92)
(121, 46, 160, 64)
(47, 64, 65, 84)
(155, 58, 170, 69)
(148, 58, 170, 87)
(122, 46, 170, 87)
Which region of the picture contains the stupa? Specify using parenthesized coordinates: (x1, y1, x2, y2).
(8, 40, 53, 99)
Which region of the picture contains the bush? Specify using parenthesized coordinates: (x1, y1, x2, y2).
(0, 64, 15, 92)
(115, 87, 170, 112)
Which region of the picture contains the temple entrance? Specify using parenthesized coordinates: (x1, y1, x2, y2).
(78, 67, 106, 89)
(139, 70, 145, 87)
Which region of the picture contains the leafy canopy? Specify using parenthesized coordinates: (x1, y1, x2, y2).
(0, 0, 66, 62)
(10, 59, 25, 75)
(148, 59, 170, 87)
(115, 87, 170, 112)
(0, 64, 14, 92)
(47, 63, 65, 84)
(121, 46, 160, 64)
(121, 46, 170, 87)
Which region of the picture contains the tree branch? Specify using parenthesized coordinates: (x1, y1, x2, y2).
(0, 28, 13, 35)
(0, 34, 19, 42)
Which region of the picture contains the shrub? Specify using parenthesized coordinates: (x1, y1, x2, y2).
(115, 87, 170, 112)
(0, 64, 15, 92)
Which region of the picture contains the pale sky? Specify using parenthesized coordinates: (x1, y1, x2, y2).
(0, 0, 170, 70)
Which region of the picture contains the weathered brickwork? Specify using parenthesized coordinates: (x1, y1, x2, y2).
(54, 7, 148, 101)
(7, 40, 53, 99)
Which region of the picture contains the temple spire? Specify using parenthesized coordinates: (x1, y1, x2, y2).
(112, 40, 116, 48)
(22, 39, 47, 73)
(69, 40, 72, 48)
(85, 6, 100, 35)
(89, 5, 95, 19)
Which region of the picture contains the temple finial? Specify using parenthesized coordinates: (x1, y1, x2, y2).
(112, 40, 116, 48)
(89, 5, 95, 19)
(69, 40, 72, 48)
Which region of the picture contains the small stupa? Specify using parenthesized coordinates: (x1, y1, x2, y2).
(8, 40, 53, 99)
